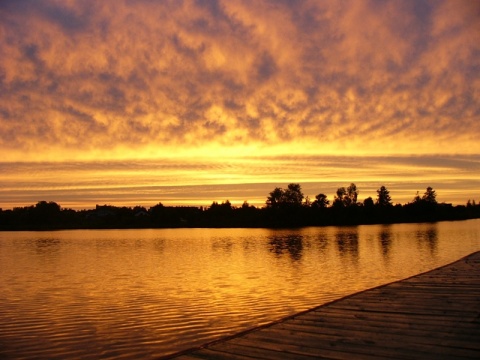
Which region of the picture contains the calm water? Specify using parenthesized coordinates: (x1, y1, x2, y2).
(1, 220, 480, 359)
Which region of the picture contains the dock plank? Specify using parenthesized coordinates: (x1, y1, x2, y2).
(167, 252, 480, 360)
(289, 314, 480, 338)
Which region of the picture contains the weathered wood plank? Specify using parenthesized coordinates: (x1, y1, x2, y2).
(167, 251, 480, 360)
(327, 303, 479, 315)
(228, 335, 401, 360)
(278, 321, 480, 351)
(238, 326, 479, 359)
(179, 348, 257, 360)
(299, 312, 480, 337)
(193, 341, 320, 360)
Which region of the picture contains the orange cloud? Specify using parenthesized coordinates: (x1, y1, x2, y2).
(1, 0, 478, 160)
(0, 1, 479, 208)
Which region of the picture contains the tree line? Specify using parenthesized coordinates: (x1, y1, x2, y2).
(0, 183, 479, 230)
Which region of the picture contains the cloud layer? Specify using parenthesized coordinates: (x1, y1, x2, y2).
(1, 0, 479, 160)
(1, 1, 479, 208)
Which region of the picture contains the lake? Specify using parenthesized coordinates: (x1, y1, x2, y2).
(1, 219, 480, 359)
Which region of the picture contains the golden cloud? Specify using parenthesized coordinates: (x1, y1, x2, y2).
(1, 0, 478, 161)
(0, 0, 478, 164)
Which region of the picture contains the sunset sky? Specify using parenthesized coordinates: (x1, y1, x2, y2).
(1, 0, 479, 210)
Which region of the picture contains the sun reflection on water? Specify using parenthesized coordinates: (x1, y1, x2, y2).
(0, 220, 479, 358)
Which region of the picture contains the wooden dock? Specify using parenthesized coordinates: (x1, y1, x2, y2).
(167, 251, 480, 359)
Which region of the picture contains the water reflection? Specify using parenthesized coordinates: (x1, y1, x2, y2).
(0, 221, 479, 359)
(379, 226, 393, 259)
(416, 224, 438, 255)
(314, 234, 329, 256)
(34, 238, 61, 256)
(268, 234, 303, 261)
(212, 237, 234, 254)
(335, 228, 359, 260)
(153, 238, 165, 253)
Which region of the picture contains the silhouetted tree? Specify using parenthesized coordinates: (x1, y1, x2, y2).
(133, 206, 147, 213)
(266, 187, 284, 208)
(376, 186, 392, 207)
(235, 201, 260, 227)
(346, 183, 358, 206)
(35, 200, 61, 214)
(333, 183, 358, 207)
(3, 181, 480, 230)
(364, 197, 374, 208)
(422, 187, 437, 204)
(266, 184, 304, 208)
(209, 200, 233, 212)
(304, 196, 312, 207)
(466, 199, 478, 208)
(29, 201, 61, 228)
(361, 197, 376, 223)
(149, 203, 164, 215)
(284, 183, 304, 207)
(412, 191, 422, 204)
(312, 193, 329, 208)
(406, 187, 440, 222)
(333, 187, 347, 208)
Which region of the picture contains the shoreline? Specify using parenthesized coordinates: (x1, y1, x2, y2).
(1, 216, 479, 232)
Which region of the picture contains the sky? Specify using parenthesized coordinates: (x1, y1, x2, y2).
(1, 0, 479, 210)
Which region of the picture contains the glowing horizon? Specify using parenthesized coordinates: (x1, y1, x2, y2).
(1, 154, 479, 210)
(1, 1, 479, 211)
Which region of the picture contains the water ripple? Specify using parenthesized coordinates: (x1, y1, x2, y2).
(1, 221, 480, 358)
